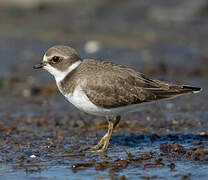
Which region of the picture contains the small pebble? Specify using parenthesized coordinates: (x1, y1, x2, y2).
(199, 132, 206, 136)
(169, 163, 176, 170)
(30, 154, 36, 158)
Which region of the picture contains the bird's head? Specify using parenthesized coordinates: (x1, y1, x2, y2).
(33, 45, 82, 81)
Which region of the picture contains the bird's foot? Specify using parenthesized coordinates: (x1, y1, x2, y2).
(84, 118, 116, 153)
(85, 133, 110, 153)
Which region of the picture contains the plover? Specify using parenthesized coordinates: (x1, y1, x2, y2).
(33, 45, 201, 152)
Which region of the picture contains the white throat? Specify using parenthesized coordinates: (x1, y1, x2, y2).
(43, 60, 82, 83)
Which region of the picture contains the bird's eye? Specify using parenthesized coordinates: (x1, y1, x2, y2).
(51, 56, 60, 63)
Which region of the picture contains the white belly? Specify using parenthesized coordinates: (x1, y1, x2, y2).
(63, 85, 113, 116)
(58, 85, 142, 117)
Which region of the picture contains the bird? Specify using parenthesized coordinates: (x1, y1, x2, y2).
(33, 45, 201, 152)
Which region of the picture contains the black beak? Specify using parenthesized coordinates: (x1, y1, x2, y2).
(33, 62, 45, 69)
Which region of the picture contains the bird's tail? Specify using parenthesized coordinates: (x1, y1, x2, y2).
(181, 85, 202, 94)
(147, 85, 202, 100)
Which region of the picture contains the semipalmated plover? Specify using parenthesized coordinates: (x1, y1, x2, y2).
(33, 45, 201, 152)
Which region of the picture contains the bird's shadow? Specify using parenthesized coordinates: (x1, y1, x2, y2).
(110, 133, 208, 147)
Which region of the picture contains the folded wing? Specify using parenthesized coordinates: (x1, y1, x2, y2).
(82, 61, 201, 108)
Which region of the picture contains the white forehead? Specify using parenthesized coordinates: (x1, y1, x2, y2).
(43, 54, 48, 62)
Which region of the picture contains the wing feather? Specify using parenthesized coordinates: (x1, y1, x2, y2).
(81, 60, 199, 108)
